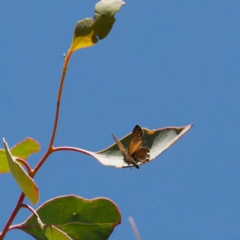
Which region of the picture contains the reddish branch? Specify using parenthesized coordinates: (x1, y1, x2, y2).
(0, 50, 73, 239)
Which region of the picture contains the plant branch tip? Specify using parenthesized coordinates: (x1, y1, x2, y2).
(15, 158, 32, 175)
(128, 217, 141, 240)
(20, 204, 38, 218)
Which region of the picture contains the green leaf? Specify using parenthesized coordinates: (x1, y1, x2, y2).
(75, 124, 193, 168)
(3, 138, 39, 205)
(20, 205, 72, 240)
(70, 0, 125, 52)
(71, 18, 96, 51)
(20, 195, 121, 240)
(43, 225, 72, 240)
(0, 137, 40, 174)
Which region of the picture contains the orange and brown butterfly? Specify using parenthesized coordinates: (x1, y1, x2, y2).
(111, 125, 150, 169)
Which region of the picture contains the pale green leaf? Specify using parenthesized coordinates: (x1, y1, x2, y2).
(73, 124, 192, 168)
(95, 0, 125, 17)
(43, 225, 72, 240)
(3, 138, 39, 205)
(0, 137, 40, 174)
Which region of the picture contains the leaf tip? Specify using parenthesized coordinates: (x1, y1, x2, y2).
(3, 138, 8, 150)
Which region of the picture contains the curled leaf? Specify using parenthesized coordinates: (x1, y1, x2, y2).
(95, 0, 125, 17)
(75, 124, 192, 168)
(70, 0, 125, 52)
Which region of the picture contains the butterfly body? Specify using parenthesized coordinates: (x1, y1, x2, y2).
(111, 125, 150, 169)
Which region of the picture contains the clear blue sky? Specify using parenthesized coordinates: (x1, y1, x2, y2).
(1, 0, 240, 239)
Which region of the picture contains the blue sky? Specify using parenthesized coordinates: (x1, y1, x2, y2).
(1, 0, 240, 239)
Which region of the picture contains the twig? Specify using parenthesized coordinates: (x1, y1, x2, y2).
(0, 49, 74, 240)
(15, 158, 33, 176)
(129, 217, 142, 240)
(32, 49, 73, 175)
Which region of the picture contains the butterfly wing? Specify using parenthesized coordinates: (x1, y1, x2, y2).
(111, 133, 140, 169)
(111, 133, 127, 155)
(128, 125, 144, 156)
(132, 147, 150, 163)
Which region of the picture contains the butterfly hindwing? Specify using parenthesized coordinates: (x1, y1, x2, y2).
(128, 125, 144, 156)
(132, 147, 150, 163)
(111, 125, 150, 169)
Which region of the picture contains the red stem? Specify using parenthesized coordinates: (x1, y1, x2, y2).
(52, 146, 93, 156)
(0, 49, 73, 239)
(15, 158, 33, 176)
(32, 50, 73, 176)
(0, 193, 25, 239)
(20, 204, 39, 219)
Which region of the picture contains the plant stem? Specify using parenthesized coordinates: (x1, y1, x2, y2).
(7, 204, 42, 232)
(20, 204, 39, 219)
(0, 49, 73, 239)
(0, 193, 25, 239)
(52, 146, 93, 156)
(32, 49, 73, 176)
(129, 217, 142, 240)
(15, 158, 33, 176)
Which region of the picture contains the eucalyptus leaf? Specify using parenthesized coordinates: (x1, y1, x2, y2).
(73, 124, 192, 168)
(0, 137, 40, 174)
(20, 195, 121, 240)
(43, 225, 72, 240)
(70, 0, 125, 52)
(3, 138, 39, 205)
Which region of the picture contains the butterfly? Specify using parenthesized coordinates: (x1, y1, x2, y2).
(111, 125, 150, 169)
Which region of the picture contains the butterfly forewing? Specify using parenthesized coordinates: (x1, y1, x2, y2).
(111, 133, 140, 169)
(128, 125, 144, 156)
(111, 133, 126, 155)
